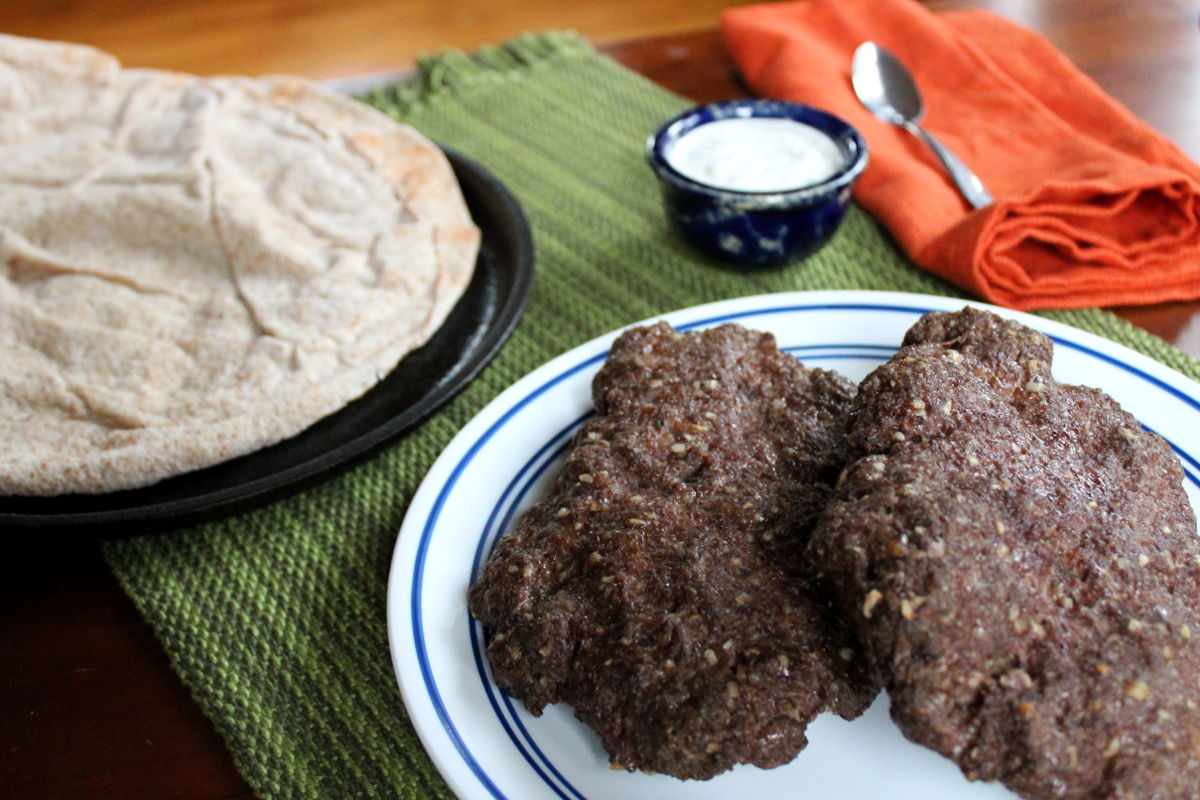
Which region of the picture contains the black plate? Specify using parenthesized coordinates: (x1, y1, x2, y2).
(1, 150, 534, 534)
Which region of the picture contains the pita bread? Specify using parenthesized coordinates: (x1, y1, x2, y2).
(0, 35, 480, 495)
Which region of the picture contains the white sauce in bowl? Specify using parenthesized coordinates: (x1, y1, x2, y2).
(666, 117, 846, 193)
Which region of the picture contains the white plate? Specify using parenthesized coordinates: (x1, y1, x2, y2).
(386, 290, 1200, 800)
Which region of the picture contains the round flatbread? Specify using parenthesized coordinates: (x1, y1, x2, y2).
(0, 34, 480, 495)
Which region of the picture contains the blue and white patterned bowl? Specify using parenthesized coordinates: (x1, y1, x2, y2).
(646, 99, 868, 268)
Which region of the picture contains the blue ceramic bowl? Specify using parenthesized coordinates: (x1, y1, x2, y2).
(646, 99, 868, 268)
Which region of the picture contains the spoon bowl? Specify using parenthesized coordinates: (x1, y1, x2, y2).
(852, 42, 992, 208)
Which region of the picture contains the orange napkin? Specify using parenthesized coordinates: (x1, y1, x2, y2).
(722, 0, 1200, 310)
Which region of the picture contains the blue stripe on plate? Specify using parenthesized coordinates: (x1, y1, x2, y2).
(411, 302, 1200, 800)
(412, 355, 605, 799)
(469, 424, 585, 800)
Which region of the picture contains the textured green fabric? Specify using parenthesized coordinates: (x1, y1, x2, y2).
(103, 32, 1200, 800)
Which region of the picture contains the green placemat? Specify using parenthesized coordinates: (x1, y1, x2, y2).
(103, 32, 1200, 799)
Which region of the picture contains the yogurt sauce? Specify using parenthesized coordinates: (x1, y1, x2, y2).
(666, 117, 846, 193)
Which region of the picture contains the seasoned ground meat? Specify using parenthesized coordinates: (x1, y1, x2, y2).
(810, 308, 1200, 799)
(469, 321, 877, 780)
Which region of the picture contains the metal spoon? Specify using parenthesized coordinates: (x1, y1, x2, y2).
(852, 41, 993, 209)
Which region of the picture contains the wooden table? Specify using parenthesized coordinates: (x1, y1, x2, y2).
(3, 3, 1199, 798)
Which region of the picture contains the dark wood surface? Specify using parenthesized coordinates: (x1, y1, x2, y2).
(4, 3, 1200, 798)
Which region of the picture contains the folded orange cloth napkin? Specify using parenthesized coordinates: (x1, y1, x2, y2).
(722, 0, 1200, 310)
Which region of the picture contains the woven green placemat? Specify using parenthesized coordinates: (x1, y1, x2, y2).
(103, 32, 1200, 799)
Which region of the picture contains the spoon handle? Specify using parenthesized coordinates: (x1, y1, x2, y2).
(902, 120, 993, 209)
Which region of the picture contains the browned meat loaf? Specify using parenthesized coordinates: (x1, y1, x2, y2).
(469, 321, 877, 780)
(809, 308, 1200, 799)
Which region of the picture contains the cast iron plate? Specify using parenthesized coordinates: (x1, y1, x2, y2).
(1, 149, 534, 534)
